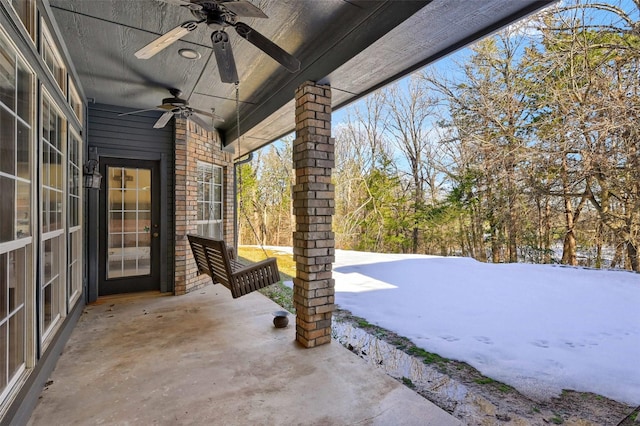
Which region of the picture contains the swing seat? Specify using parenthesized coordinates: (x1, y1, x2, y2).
(187, 234, 281, 298)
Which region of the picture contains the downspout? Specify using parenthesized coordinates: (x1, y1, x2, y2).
(233, 153, 253, 253)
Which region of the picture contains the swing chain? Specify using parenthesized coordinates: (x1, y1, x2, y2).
(235, 81, 269, 259)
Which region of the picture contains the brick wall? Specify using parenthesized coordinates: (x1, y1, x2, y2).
(293, 81, 335, 347)
(174, 118, 234, 295)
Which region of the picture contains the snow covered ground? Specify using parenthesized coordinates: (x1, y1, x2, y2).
(276, 247, 640, 405)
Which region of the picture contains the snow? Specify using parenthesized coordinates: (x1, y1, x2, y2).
(277, 248, 640, 405)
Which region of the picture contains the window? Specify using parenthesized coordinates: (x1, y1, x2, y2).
(40, 91, 66, 341)
(0, 29, 33, 401)
(0, 32, 33, 243)
(67, 129, 82, 305)
(196, 162, 223, 239)
(0, 249, 29, 395)
(10, 0, 36, 41)
(41, 24, 66, 95)
(68, 81, 82, 123)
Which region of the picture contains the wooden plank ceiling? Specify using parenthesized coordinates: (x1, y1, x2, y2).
(49, 0, 554, 157)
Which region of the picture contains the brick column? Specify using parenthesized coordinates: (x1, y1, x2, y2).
(293, 81, 335, 348)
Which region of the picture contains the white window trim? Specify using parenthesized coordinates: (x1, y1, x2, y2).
(0, 29, 37, 413)
(39, 88, 67, 351)
(196, 162, 223, 237)
(40, 22, 67, 96)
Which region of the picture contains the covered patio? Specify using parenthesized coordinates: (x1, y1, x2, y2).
(0, 0, 555, 423)
(27, 287, 459, 425)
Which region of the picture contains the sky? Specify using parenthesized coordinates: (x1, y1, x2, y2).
(277, 248, 640, 406)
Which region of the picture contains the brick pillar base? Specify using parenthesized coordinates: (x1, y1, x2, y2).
(293, 81, 335, 348)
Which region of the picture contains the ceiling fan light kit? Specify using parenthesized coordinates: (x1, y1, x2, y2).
(118, 88, 224, 132)
(178, 48, 201, 59)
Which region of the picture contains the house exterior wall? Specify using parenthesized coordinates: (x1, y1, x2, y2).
(174, 119, 234, 295)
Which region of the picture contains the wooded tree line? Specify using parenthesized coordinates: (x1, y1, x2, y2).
(238, 0, 640, 271)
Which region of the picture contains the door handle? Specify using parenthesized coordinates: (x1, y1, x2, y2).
(153, 232, 159, 238)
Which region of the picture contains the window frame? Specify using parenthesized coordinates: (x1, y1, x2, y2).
(67, 80, 83, 123)
(39, 88, 67, 348)
(40, 22, 67, 97)
(196, 161, 224, 239)
(8, 0, 36, 42)
(0, 27, 37, 405)
(66, 127, 82, 307)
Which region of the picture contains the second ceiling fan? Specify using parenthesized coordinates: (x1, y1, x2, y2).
(119, 88, 223, 131)
(135, 0, 301, 84)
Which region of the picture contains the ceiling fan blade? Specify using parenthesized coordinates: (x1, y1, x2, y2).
(135, 21, 199, 59)
(221, 1, 267, 18)
(191, 107, 225, 122)
(118, 108, 158, 116)
(189, 114, 215, 132)
(153, 111, 175, 129)
(234, 22, 300, 73)
(155, 0, 203, 10)
(211, 30, 239, 84)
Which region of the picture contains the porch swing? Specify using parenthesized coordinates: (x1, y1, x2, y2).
(187, 82, 280, 298)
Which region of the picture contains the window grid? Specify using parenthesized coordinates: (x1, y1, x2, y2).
(196, 162, 223, 239)
(67, 129, 81, 304)
(40, 92, 66, 342)
(41, 95, 66, 234)
(41, 235, 62, 337)
(0, 30, 32, 400)
(67, 230, 81, 305)
(0, 33, 33, 243)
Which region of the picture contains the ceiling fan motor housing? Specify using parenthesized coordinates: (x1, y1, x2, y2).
(162, 96, 188, 107)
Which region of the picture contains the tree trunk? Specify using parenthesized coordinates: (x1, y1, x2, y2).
(627, 241, 639, 272)
(474, 206, 487, 262)
(544, 201, 552, 263)
(562, 230, 578, 266)
(595, 223, 603, 269)
(507, 190, 518, 263)
(490, 221, 501, 263)
(561, 196, 578, 266)
(611, 242, 623, 269)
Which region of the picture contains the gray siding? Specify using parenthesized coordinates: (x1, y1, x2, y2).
(87, 103, 175, 293)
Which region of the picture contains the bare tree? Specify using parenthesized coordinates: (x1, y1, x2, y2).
(384, 77, 442, 253)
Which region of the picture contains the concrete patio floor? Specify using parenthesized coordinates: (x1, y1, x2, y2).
(28, 284, 460, 425)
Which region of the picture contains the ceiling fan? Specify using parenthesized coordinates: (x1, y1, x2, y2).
(135, 0, 301, 84)
(118, 88, 223, 131)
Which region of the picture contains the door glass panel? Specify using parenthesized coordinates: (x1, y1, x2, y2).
(107, 167, 151, 278)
